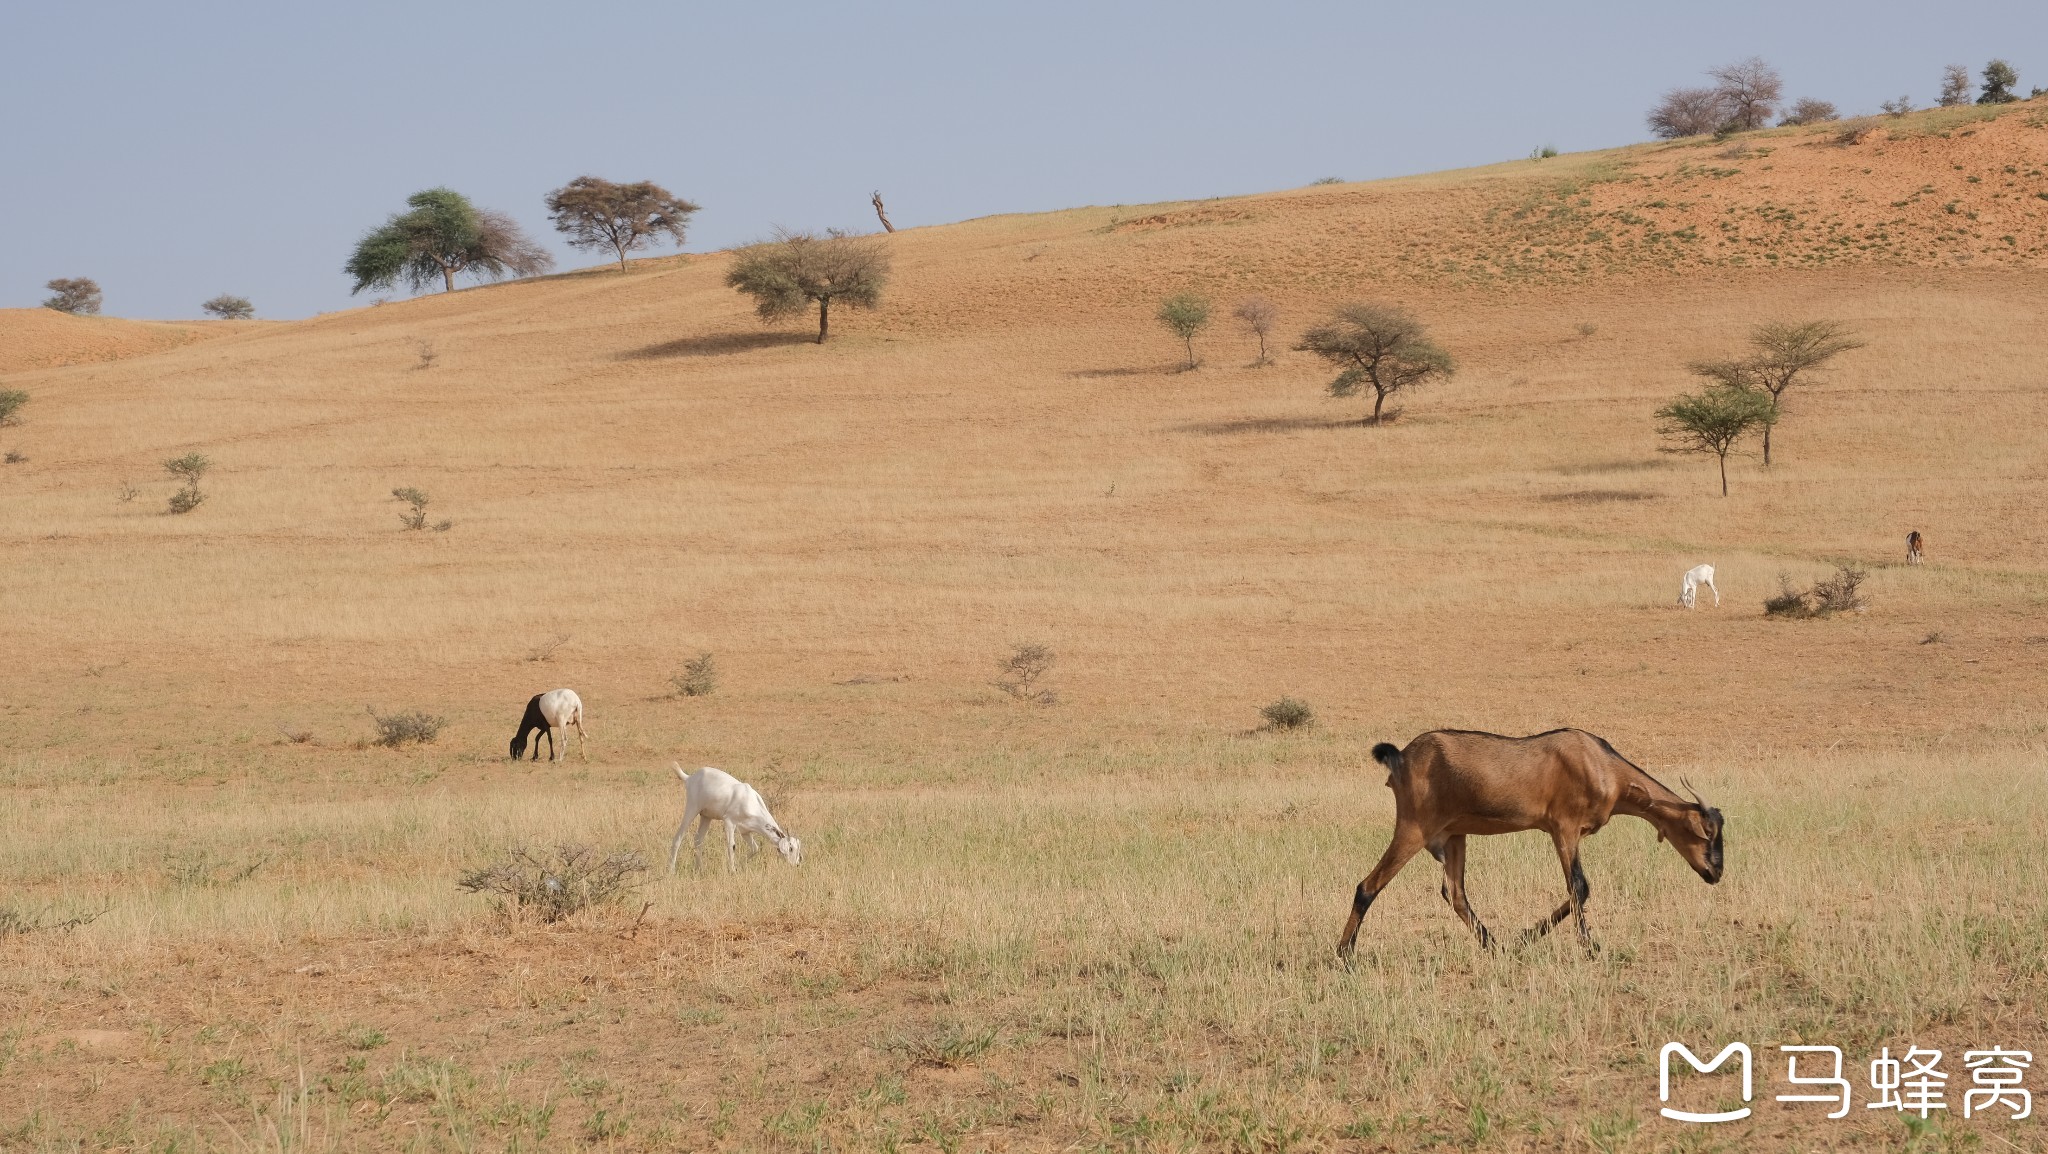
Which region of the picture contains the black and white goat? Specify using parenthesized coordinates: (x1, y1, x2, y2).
(509, 688, 588, 762)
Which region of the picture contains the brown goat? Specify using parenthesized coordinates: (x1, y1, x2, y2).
(1336, 728, 1724, 959)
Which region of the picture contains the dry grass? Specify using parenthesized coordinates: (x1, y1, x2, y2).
(3, 114, 2048, 1149)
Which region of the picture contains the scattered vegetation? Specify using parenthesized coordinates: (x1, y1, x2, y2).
(1765, 565, 1869, 618)
(1308, 176, 1344, 186)
(1655, 385, 1777, 496)
(115, 479, 139, 503)
(544, 176, 700, 271)
(671, 652, 718, 697)
(1232, 296, 1279, 365)
(415, 339, 438, 369)
(1297, 302, 1455, 426)
(526, 633, 571, 663)
(1156, 292, 1212, 370)
(726, 228, 891, 343)
(165, 850, 268, 887)
(1259, 697, 1316, 730)
(4, 450, 24, 465)
(201, 294, 255, 320)
(994, 643, 1057, 704)
(457, 844, 650, 923)
(1530, 145, 1559, 160)
(42, 277, 102, 315)
(1881, 95, 1914, 118)
(0, 906, 104, 936)
(163, 452, 210, 515)
(345, 187, 554, 296)
(392, 486, 433, 530)
(366, 706, 446, 747)
(0, 390, 29, 425)
(276, 726, 315, 744)
(1779, 98, 1838, 126)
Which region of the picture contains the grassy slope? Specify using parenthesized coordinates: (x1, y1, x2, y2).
(2, 103, 2046, 1150)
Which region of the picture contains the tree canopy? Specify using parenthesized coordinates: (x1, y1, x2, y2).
(1980, 59, 2020, 104)
(43, 278, 101, 315)
(1157, 293, 1212, 370)
(1297, 302, 1454, 426)
(725, 229, 891, 343)
(1689, 320, 1862, 466)
(1656, 385, 1777, 495)
(202, 294, 254, 320)
(345, 188, 553, 296)
(544, 177, 700, 271)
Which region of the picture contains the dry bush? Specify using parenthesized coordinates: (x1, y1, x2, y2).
(1765, 565, 1868, 618)
(526, 633, 570, 662)
(994, 643, 1057, 704)
(671, 652, 718, 697)
(366, 706, 446, 747)
(0, 390, 27, 426)
(457, 844, 649, 923)
(0, 906, 104, 935)
(392, 486, 431, 530)
(1260, 697, 1316, 730)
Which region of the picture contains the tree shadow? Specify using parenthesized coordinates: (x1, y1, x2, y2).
(619, 331, 813, 360)
(1177, 416, 1361, 436)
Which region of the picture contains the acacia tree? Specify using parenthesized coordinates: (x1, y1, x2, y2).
(345, 188, 553, 296)
(1232, 296, 1279, 365)
(1157, 293, 1211, 370)
(1656, 385, 1776, 496)
(202, 294, 254, 319)
(1647, 87, 1728, 138)
(1708, 57, 1782, 130)
(1297, 302, 1454, 426)
(43, 278, 101, 315)
(1779, 98, 1838, 126)
(543, 177, 700, 271)
(1692, 320, 1863, 465)
(1980, 59, 2020, 104)
(725, 228, 891, 343)
(1939, 64, 1972, 107)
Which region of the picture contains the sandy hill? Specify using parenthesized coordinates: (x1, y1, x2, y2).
(0, 99, 2044, 765)
(0, 307, 242, 374)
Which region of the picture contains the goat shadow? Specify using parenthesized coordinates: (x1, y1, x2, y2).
(619, 331, 814, 360)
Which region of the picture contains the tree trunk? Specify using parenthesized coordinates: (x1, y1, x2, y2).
(616, 240, 629, 272)
(1370, 389, 1387, 426)
(442, 264, 456, 293)
(872, 191, 895, 233)
(1761, 423, 1773, 466)
(817, 296, 830, 343)
(1718, 452, 1729, 496)
(1184, 335, 1195, 371)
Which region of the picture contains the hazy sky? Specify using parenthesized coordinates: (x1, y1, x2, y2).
(5, 2, 2043, 319)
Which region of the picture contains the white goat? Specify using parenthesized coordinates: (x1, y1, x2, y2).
(1678, 563, 1719, 609)
(668, 764, 803, 873)
(510, 688, 587, 761)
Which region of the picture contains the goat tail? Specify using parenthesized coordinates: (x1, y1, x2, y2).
(672, 761, 690, 782)
(1370, 742, 1405, 777)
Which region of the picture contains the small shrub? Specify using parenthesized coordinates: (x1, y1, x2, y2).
(526, 633, 571, 663)
(994, 643, 1057, 704)
(165, 487, 206, 515)
(1880, 95, 1913, 118)
(3, 450, 24, 465)
(0, 389, 28, 425)
(392, 486, 430, 530)
(116, 479, 139, 503)
(415, 340, 438, 370)
(277, 726, 315, 744)
(367, 706, 446, 747)
(201, 294, 255, 320)
(1765, 565, 1868, 619)
(432, 519, 453, 532)
(163, 452, 210, 513)
(0, 906, 104, 935)
(165, 850, 268, 887)
(457, 844, 650, 923)
(671, 652, 718, 697)
(1309, 176, 1344, 186)
(1260, 697, 1316, 730)
(1529, 145, 1558, 160)
(1576, 322, 1597, 338)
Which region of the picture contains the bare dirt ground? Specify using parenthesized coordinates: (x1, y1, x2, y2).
(3, 101, 2046, 1151)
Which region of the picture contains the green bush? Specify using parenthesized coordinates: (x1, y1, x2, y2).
(0, 390, 28, 425)
(671, 652, 718, 697)
(1260, 697, 1316, 730)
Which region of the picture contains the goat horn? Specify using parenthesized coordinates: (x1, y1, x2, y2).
(1680, 776, 1707, 807)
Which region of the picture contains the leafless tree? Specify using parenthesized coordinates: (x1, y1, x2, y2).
(871, 191, 895, 233)
(544, 177, 700, 271)
(1880, 95, 1914, 118)
(1648, 87, 1729, 139)
(726, 229, 892, 343)
(1231, 296, 1279, 365)
(1939, 64, 1972, 107)
(1707, 57, 1782, 131)
(1779, 98, 1838, 126)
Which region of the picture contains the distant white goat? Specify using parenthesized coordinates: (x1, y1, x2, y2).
(1678, 564, 1719, 609)
(668, 764, 803, 873)
(509, 688, 587, 761)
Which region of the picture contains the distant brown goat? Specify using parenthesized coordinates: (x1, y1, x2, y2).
(1336, 728, 1724, 959)
(1907, 530, 1924, 565)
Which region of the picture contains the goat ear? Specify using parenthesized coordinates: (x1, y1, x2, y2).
(1656, 829, 1667, 843)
